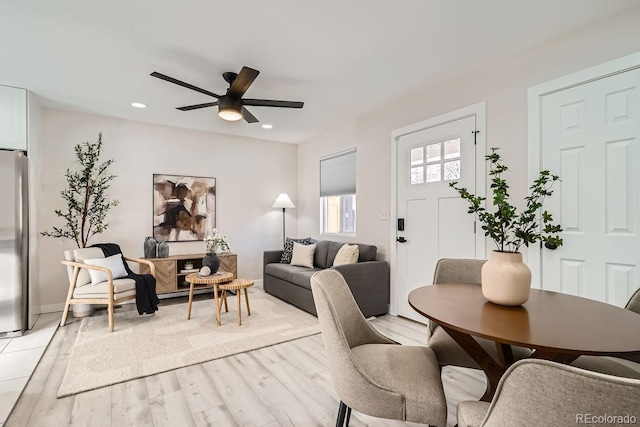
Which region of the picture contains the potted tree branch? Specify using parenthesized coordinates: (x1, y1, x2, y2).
(450, 148, 562, 306)
(41, 132, 119, 248)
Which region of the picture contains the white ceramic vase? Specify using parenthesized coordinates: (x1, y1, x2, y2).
(481, 251, 532, 306)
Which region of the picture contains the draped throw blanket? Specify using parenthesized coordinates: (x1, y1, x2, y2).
(91, 243, 160, 315)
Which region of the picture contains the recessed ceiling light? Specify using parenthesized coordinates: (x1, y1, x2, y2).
(131, 102, 146, 108)
(262, 124, 273, 129)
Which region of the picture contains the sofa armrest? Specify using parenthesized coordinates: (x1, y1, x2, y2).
(334, 261, 389, 316)
(264, 250, 284, 269)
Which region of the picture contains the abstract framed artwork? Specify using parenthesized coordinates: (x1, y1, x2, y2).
(153, 174, 216, 242)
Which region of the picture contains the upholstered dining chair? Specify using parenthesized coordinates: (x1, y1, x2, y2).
(61, 247, 156, 332)
(428, 258, 532, 369)
(310, 269, 447, 427)
(457, 359, 640, 427)
(571, 287, 640, 378)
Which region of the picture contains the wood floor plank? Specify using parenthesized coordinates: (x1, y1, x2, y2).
(202, 357, 276, 426)
(111, 378, 153, 427)
(149, 389, 196, 427)
(192, 403, 240, 427)
(145, 370, 181, 399)
(175, 364, 225, 413)
(69, 386, 112, 427)
(228, 352, 323, 426)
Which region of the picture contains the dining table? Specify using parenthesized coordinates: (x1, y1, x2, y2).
(408, 284, 640, 401)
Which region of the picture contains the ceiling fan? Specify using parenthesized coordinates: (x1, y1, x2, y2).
(150, 66, 304, 123)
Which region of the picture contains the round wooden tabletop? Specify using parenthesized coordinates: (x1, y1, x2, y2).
(185, 271, 233, 285)
(408, 284, 640, 356)
(219, 279, 254, 290)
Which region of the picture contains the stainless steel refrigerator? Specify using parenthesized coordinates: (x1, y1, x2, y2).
(0, 150, 28, 337)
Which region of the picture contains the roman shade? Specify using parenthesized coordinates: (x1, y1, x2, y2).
(320, 149, 356, 197)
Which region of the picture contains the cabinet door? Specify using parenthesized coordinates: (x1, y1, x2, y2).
(0, 86, 27, 150)
(219, 254, 237, 279)
(141, 259, 176, 293)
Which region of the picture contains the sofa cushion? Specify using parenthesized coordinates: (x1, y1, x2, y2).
(333, 243, 360, 266)
(290, 242, 316, 268)
(83, 253, 128, 286)
(290, 269, 319, 290)
(326, 241, 377, 266)
(280, 237, 312, 264)
(265, 263, 320, 283)
(314, 240, 330, 268)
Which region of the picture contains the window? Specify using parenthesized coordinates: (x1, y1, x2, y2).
(320, 149, 356, 234)
(410, 138, 461, 184)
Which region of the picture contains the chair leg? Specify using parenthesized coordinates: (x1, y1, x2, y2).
(345, 407, 351, 426)
(108, 300, 114, 332)
(60, 300, 71, 327)
(336, 401, 348, 427)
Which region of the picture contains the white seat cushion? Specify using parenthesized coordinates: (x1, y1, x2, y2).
(73, 278, 136, 300)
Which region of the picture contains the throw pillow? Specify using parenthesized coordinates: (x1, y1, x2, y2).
(280, 237, 312, 264)
(290, 242, 317, 268)
(83, 254, 129, 286)
(333, 243, 360, 266)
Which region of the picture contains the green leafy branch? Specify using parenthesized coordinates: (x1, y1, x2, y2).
(449, 147, 563, 253)
(41, 132, 119, 248)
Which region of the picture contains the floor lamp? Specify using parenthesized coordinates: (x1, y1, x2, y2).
(273, 193, 295, 247)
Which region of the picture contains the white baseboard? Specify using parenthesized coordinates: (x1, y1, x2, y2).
(40, 303, 65, 314)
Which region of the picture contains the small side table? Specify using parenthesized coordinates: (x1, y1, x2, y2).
(218, 279, 255, 326)
(185, 272, 233, 326)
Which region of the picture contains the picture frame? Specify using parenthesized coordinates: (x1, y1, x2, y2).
(153, 174, 216, 242)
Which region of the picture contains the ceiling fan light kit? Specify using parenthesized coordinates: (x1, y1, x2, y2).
(150, 66, 304, 124)
(217, 96, 243, 121)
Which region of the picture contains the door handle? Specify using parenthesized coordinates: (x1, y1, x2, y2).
(397, 237, 407, 243)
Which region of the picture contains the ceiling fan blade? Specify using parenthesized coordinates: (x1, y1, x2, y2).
(151, 72, 220, 99)
(242, 107, 259, 123)
(242, 99, 304, 108)
(228, 66, 260, 98)
(176, 102, 219, 111)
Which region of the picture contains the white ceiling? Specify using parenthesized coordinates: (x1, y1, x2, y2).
(1, 1, 638, 143)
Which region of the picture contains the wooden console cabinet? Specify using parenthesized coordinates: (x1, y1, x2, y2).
(139, 253, 237, 294)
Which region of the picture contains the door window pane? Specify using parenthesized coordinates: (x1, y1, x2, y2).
(444, 138, 461, 159)
(410, 147, 424, 165)
(426, 164, 441, 182)
(444, 160, 460, 180)
(426, 143, 441, 163)
(411, 166, 424, 184)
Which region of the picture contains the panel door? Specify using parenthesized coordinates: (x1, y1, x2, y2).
(540, 68, 640, 306)
(395, 115, 478, 322)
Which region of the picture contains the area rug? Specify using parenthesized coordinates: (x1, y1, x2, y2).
(57, 291, 320, 397)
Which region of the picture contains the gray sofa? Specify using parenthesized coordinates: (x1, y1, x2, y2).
(263, 240, 389, 317)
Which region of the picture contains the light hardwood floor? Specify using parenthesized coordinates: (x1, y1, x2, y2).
(7, 290, 485, 427)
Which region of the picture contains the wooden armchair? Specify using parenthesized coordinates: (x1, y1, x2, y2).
(61, 248, 156, 332)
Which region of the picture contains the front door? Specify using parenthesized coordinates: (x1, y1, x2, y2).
(539, 68, 640, 306)
(395, 114, 480, 322)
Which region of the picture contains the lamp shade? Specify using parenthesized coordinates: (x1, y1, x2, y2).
(272, 193, 295, 209)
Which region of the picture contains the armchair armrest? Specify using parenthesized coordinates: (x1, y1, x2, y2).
(61, 260, 115, 295)
(124, 256, 156, 277)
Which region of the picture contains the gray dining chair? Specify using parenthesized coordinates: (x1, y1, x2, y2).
(571, 287, 640, 378)
(457, 359, 640, 427)
(427, 258, 532, 369)
(311, 269, 447, 427)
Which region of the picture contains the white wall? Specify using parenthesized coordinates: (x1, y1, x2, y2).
(297, 7, 640, 262)
(37, 108, 297, 312)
